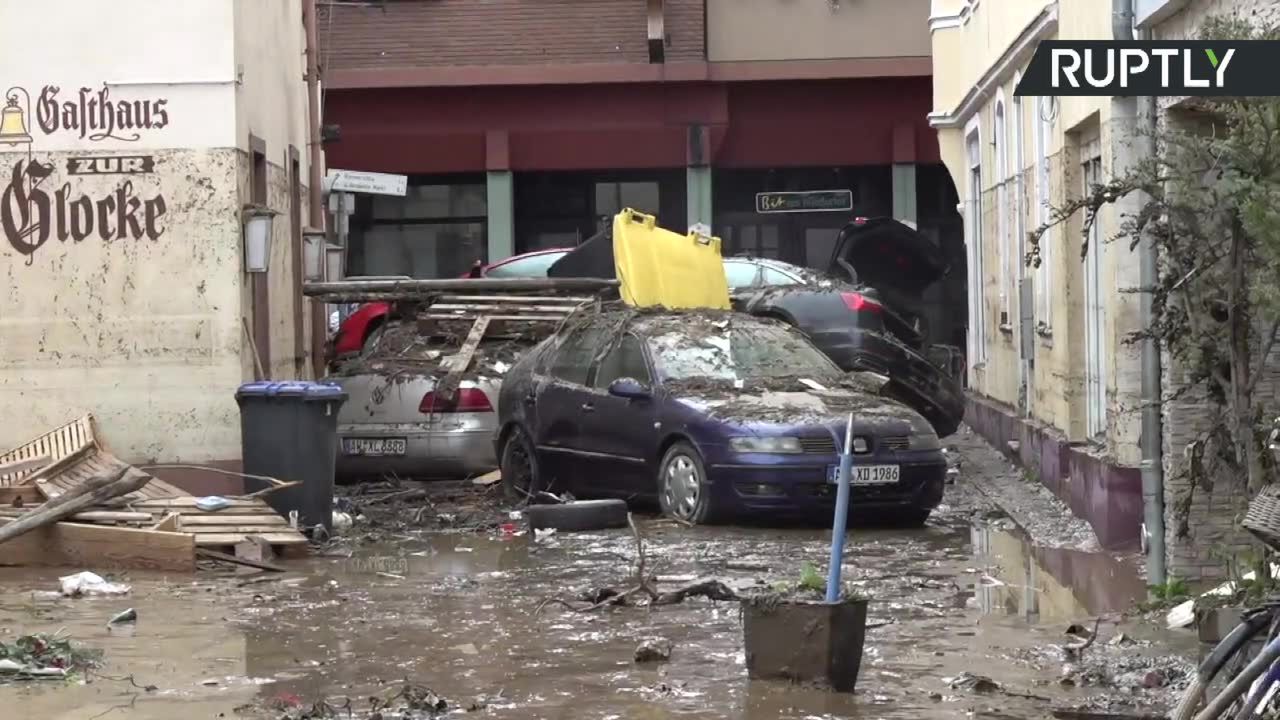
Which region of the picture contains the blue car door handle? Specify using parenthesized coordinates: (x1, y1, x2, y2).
(581, 402, 594, 413)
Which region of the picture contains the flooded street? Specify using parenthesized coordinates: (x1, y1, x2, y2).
(0, 466, 1195, 720)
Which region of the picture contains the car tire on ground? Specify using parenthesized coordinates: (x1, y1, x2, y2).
(500, 427, 544, 503)
(657, 441, 719, 525)
(524, 499, 630, 533)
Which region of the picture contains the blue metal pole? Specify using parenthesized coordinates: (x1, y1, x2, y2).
(826, 413, 855, 603)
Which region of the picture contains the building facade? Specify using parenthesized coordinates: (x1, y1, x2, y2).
(318, 0, 965, 343)
(931, 0, 1280, 581)
(0, 0, 319, 488)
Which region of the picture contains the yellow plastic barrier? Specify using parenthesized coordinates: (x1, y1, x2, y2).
(612, 209, 731, 310)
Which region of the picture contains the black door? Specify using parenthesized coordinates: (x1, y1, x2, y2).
(579, 333, 660, 499)
(533, 322, 608, 493)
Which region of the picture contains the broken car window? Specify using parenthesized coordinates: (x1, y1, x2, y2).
(645, 319, 840, 383)
(593, 334, 651, 388)
(548, 324, 608, 385)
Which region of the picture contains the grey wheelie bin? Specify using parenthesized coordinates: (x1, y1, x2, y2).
(235, 381, 347, 538)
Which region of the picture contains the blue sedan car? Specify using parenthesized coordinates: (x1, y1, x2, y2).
(495, 310, 946, 526)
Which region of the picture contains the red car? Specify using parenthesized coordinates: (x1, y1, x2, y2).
(328, 248, 572, 362)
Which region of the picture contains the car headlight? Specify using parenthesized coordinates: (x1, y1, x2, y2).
(908, 431, 941, 451)
(730, 436, 803, 454)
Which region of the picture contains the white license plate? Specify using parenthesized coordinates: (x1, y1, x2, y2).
(828, 464, 900, 485)
(343, 437, 407, 456)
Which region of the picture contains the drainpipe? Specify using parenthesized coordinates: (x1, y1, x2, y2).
(1114, 0, 1167, 586)
(303, 0, 327, 379)
(303, 0, 324, 228)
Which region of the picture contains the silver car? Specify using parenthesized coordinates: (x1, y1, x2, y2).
(333, 323, 516, 479)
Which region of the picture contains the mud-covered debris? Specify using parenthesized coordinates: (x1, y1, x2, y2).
(267, 683, 450, 719)
(946, 672, 1001, 693)
(635, 637, 673, 663)
(0, 633, 102, 681)
(107, 608, 137, 625)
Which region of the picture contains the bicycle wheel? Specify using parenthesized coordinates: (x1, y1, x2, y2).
(1172, 610, 1278, 720)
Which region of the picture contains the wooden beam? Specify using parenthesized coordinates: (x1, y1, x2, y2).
(0, 520, 196, 572)
(0, 466, 147, 546)
(178, 514, 289, 526)
(193, 532, 309, 546)
(0, 510, 151, 524)
(434, 315, 491, 403)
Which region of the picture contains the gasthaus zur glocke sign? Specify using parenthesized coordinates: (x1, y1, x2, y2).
(0, 83, 169, 263)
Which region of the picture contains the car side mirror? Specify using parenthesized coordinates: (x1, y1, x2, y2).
(608, 377, 651, 400)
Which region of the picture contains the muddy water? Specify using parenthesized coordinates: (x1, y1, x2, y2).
(0, 505, 1183, 720)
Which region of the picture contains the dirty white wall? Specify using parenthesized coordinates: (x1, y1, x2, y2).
(233, 0, 314, 381)
(931, 0, 1144, 461)
(0, 0, 313, 464)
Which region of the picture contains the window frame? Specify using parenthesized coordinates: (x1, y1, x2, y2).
(589, 332, 654, 390)
(964, 114, 988, 367)
(546, 323, 609, 386)
(993, 90, 1011, 329)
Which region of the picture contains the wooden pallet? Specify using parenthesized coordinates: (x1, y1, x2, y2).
(0, 417, 310, 567)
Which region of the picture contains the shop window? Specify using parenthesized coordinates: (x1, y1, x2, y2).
(353, 182, 487, 279)
(594, 182, 660, 217)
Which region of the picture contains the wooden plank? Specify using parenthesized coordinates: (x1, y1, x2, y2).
(0, 466, 147, 546)
(0, 510, 151, 523)
(193, 532, 309, 546)
(0, 455, 51, 476)
(196, 548, 286, 572)
(0, 519, 196, 572)
(151, 512, 180, 531)
(434, 316, 491, 403)
(131, 497, 276, 509)
(188, 525, 296, 534)
(178, 514, 289, 526)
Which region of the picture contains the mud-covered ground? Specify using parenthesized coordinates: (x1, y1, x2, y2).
(0, 431, 1195, 720)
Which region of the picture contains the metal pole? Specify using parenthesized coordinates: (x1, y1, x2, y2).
(1137, 27, 1166, 588)
(826, 413, 855, 603)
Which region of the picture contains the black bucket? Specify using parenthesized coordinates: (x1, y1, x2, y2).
(741, 596, 868, 693)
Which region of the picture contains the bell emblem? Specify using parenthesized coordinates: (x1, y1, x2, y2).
(0, 96, 33, 147)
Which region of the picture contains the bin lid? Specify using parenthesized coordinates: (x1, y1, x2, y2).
(235, 381, 347, 402)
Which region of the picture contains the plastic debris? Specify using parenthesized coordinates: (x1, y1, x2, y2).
(195, 496, 231, 512)
(107, 608, 137, 625)
(59, 571, 130, 597)
(534, 528, 557, 543)
(635, 637, 673, 663)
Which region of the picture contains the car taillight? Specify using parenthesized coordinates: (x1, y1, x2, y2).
(841, 291, 882, 313)
(419, 388, 493, 414)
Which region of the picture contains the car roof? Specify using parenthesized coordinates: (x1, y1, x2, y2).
(588, 308, 787, 336)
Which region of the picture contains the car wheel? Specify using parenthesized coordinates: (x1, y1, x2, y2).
(500, 428, 543, 503)
(657, 442, 718, 524)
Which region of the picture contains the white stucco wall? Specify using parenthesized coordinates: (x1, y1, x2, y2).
(0, 0, 314, 463)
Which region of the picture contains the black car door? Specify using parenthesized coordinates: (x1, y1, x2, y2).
(534, 321, 609, 493)
(579, 333, 660, 499)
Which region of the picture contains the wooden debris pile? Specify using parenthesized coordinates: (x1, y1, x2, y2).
(0, 415, 309, 572)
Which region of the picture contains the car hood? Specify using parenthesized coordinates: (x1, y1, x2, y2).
(669, 380, 930, 435)
(829, 217, 948, 298)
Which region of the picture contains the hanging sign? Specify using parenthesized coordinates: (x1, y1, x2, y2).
(326, 169, 407, 196)
(755, 189, 854, 214)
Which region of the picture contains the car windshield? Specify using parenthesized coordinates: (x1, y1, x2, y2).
(484, 251, 568, 278)
(645, 318, 840, 383)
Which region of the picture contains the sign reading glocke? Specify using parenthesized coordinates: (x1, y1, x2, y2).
(0, 83, 168, 261)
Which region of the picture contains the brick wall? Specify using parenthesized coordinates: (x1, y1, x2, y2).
(317, 0, 706, 71)
(1153, 0, 1280, 585)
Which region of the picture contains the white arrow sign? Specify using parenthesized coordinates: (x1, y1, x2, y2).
(326, 169, 408, 196)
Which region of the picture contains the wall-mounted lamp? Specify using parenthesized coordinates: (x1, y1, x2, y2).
(242, 205, 278, 273)
(302, 228, 326, 281)
(325, 244, 345, 281)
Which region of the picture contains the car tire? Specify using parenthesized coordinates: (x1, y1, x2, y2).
(657, 442, 719, 524)
(524, 499, 630, 533)
(500, 427, 544, 504)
